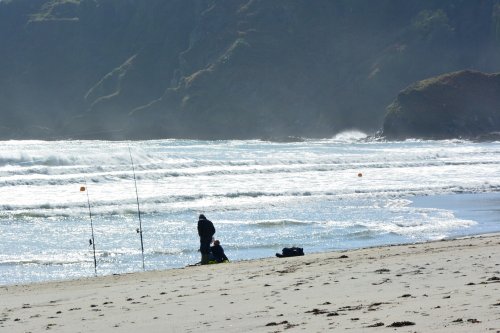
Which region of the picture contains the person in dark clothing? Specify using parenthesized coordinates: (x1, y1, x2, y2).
(209, 239, 229, 263)
(197, 214, 215, 264)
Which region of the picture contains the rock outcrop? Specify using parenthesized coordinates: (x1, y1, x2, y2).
(382, 70, 500, 140)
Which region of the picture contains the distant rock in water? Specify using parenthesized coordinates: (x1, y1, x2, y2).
(260, 136, 305, 143)
(382, 70, 500, 140)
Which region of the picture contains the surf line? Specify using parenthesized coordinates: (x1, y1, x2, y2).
(80, 180, 97, 275)
(129, 146, 146, 270)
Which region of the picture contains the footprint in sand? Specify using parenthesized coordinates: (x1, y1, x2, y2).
(366, 322, 384, 327)
(387, 321, 415, 327)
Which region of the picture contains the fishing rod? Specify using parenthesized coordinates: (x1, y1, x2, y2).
(129, 146, 145, 270)
(80, 180, 97, 275)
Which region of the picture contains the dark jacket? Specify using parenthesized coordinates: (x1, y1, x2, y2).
(210, 244, 229, 263)
(197, 217, 215, 241)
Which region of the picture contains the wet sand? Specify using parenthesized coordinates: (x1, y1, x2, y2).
(1, 233, 499, 332)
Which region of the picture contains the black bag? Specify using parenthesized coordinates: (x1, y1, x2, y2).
(276, 247, 304, 258)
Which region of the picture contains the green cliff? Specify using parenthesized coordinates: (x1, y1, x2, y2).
(382, 70, 500, 140)
(1, 0, 500, 139)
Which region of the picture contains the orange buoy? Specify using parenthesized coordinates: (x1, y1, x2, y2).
(80, 186, 86, 192)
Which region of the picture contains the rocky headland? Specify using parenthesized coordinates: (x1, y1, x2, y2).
(382, 70, 500, 140)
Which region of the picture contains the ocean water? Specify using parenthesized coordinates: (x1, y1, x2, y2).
(1, 132, 500, 285)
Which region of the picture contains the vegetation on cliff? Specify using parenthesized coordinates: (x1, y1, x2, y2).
(1, 0, 500, 139)
(382, 70, 500, 140)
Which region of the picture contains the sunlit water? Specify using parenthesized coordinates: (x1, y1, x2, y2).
(1, 132, 500, 285)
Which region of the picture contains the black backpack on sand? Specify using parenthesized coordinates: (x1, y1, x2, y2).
(276, 247, 304, 258)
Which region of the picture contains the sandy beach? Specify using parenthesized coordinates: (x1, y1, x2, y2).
(1, 234, 499, 333)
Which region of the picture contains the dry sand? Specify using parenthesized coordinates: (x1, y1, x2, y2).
(1, 234, 500, 333)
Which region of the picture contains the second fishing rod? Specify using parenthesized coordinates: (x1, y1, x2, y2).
(129, 146, 145, 270)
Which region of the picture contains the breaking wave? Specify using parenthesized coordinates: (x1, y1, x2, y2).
(1, 139, 500, 285)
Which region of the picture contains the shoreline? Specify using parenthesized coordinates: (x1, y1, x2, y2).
(1, 232, 499, 332)
(3, 190, 500, 287)
(2, 229, 498, 289)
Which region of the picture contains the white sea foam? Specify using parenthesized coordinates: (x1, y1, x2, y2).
(330, 129, 369, 142)
(0, 139, 499, 285)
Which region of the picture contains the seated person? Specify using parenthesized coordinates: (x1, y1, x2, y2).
(209, 239, 229, 263)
